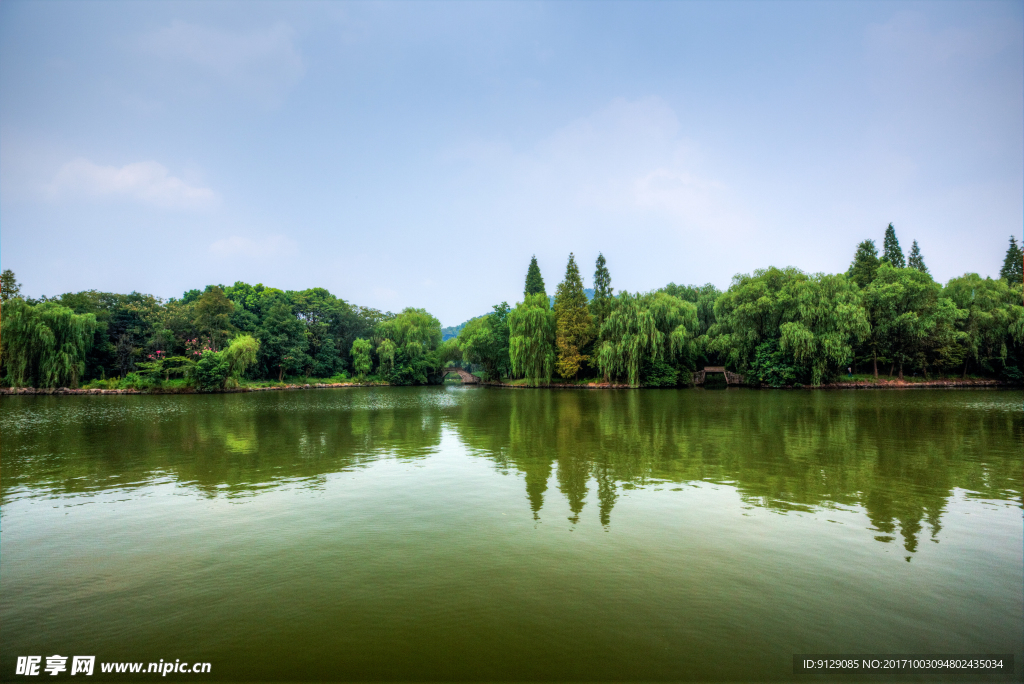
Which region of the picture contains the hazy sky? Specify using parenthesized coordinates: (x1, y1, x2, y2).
(1, 1, 1021, 325)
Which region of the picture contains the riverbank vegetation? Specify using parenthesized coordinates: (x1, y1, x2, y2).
(1, 228, 1021, 390)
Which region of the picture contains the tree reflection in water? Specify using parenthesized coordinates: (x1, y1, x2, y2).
(2, 387, 1020, 555)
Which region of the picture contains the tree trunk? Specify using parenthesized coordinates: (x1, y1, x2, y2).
(278, 365, 284, 382)
(873, 351, 878, 379)
(962, 360, 968, 379)
(898, 361, 903, 381)
(888, 361, 895, 378)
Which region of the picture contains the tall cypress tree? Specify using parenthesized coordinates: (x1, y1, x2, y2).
(524, 256, 546, 297)
(554, 253, 594, 380)
(1, 269, 21, 302)
(590, 253, 614, 328)
(847, 240, 880, 288)
(999, 235, 1023, 285)
(907, 240, 928, 274)
(881, 223, 905, 268)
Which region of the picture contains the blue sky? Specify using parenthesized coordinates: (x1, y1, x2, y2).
(1, 1, 1020, 325)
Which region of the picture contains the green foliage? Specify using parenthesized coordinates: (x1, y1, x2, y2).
(193, 286, 235, 350)
(1, 269, 22, 301)
(554, 253, 595, 379)
(590, 253, 614, 328)
(223, 334, 260, 381)
(457, 303, 511, 381)
(943, 273, 1023, 376)
(777, 273, 869, 385)
(379, 308, 442, 359)
(9, 242, 1024, 390)
(508, 293, 556, 384)
(660, 283, 721, 337)
(119, 371, 155, 390)
(351, 338, 373, 378)
(257, 296, 309, 382)
(189, 350, 231, 392)
(377, 338, 396, 377)
(377, 308, 443, 384)
(1, 299, 98, 387)
(596, 291, 699, 387)
(907, 240, 928, 274)
(707, 266, 808, 373)
(881, 223, 905, 269)
(847, 240, 880, 288)
(162, 356, 196, 381)
(749, 339, 797, 387)
(999, 235, 1023, 285)
(862, 263, 942, 378)
(524, 256, 546, 297)
(184, 335, 259, 391)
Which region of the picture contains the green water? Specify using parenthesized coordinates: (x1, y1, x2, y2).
(2, 388, 1021, 681)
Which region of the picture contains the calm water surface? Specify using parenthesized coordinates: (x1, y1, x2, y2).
(2, 387, 1021, 681)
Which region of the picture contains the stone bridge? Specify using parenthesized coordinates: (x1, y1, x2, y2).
(441, 367, 481, 384)
(692, 366, 746, 386)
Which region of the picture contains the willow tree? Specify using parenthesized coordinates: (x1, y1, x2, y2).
(351, 338, 373, 378)
(554, 253, 594, 379)
(379, 308, 442, 358)
(1, 300, 97, 387)
(223, 334, 260, 380)
(377, 308, 442, 384)
(596, 291, 699, 387)
(863, 263, 942, 379)
(508, 293, 556, 384)
(778, 273, 869, 385)
(376, 338, 397, 377)
(944, 273, 1022, 377)
(706, 266, 809, 373)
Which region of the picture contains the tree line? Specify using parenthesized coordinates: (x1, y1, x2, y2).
(1, 227, 1021, 389)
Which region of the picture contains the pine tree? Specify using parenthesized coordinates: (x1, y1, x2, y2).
(881, 223, 905, 268)
(524, 256, 546, 297)
(1, 269, 21, 302)
(590, 253, 614, 329)
(847, 240, 880, 288)
(907, 240, 928, 274)
(999, 235, 1023, 285)
(554, 253, 594, 379)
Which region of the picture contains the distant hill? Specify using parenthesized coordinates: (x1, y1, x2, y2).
(441, 317, 481, 341)
(443, 289, 595, 341)
(549, 288, 594, 308)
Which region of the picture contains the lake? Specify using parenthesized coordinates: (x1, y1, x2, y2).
(2, 387, 1021, 681)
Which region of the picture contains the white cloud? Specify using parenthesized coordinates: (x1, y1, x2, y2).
(448, 97, 753, 239)
(209, 235, 298, 259)
(50, 158, 216, 209)
(144, 21, 304, 100)
(633, 168, 730, 223)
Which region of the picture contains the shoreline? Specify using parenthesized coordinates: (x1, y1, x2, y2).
(0, 377, 1016, 396)
(486, 377, 1014, 390)
(0, 381, 380, 396)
